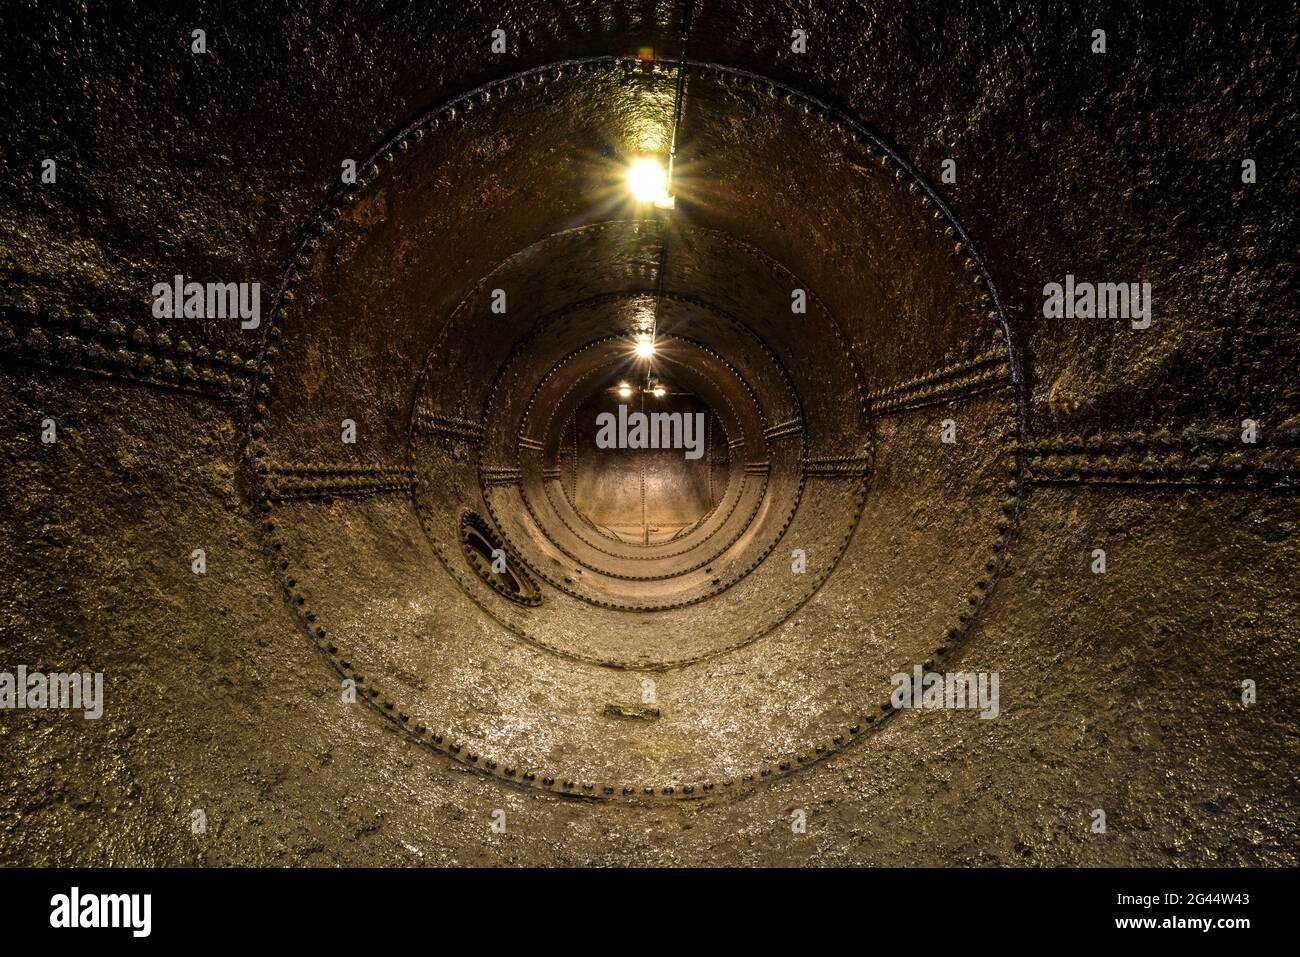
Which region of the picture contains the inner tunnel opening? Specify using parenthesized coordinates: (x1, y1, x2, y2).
(564, 381, 726, 545)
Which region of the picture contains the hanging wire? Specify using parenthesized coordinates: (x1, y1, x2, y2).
(665, 0, 695, 191)
(644, 0, 695, 390)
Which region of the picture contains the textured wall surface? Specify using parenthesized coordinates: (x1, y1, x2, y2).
(0, 1, 1296, 866)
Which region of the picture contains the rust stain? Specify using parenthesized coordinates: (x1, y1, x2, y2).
(301, 341, 327, 397)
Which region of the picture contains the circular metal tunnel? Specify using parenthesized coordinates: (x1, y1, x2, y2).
(249, 58, 1019, 793)
(1, 2, 1295, 867)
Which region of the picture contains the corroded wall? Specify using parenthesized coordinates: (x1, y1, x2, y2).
(0, 1, 1295, 866)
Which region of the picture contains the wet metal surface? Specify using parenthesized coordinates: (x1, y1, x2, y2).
(0, 2, 1295, 865)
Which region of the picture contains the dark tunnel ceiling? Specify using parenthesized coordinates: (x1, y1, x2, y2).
(247, 57, 1021, 789)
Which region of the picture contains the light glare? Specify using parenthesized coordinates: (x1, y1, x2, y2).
(627, 157, 672, 206)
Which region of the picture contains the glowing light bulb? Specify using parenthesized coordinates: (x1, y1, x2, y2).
(616, 382, 633, 399)
(627, 157, 673, 207)
(635, 333, 656, 358)
(652, 385, 667, 398)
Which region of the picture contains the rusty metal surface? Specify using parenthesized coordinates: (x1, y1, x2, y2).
(0, 2, 1295, 866)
